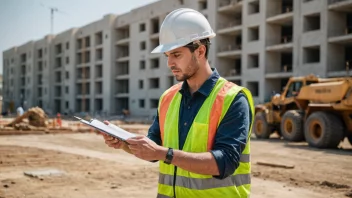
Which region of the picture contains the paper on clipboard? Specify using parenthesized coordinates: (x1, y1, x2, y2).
(74, 116, 136, 142)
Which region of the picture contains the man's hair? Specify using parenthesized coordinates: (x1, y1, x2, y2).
(184, 38, 211, 59)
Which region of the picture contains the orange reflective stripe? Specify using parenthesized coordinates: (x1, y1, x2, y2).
(207, 81, 235, 151)
(159, 83, 182, 145)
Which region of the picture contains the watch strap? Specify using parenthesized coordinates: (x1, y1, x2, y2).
(164, 148, 173, 164)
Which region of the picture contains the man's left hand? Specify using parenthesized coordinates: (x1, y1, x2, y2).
(126, 136, 166, 161)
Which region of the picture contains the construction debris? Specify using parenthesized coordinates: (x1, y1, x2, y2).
(24, 169, 66, 179)
(6, 107, 47, 128)
(256, 161, 295, 169)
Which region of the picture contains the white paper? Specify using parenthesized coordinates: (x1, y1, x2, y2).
(74, 116, 136, 141)
(90, 119, 136, 140)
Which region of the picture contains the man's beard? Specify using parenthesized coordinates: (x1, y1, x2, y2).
(173, 54, 200, 82)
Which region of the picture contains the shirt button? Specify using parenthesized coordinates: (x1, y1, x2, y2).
(188, 106, 190, 109)
(184, 122, 187, 126)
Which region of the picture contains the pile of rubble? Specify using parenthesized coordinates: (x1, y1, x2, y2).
(0, 107, 84, 135)
(0, 107, 150, 136)
(5, 107, 47, 130)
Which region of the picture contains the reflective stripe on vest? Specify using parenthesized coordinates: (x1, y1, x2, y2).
(159, 173, 251, 189)
(157, 77, 255, 198)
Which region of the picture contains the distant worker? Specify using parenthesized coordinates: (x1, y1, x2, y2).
(101, 8, 254, 198)
(16, 106, 24, 117)
(56, 113, 62, 128)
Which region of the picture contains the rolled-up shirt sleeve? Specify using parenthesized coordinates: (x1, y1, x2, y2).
(210, 92, 252, 179)
(147, 110, 162, 146)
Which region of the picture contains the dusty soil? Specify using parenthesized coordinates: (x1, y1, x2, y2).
(0, 132, 351, 198)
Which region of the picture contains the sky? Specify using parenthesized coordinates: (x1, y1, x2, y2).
(0, 0, 159, 74)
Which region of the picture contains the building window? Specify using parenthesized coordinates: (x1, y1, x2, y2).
(247, 81, 259, 97)
(304, 46, 320, 63)
(304, 13, 320, 32)
(199, 1, 207, 10)
(140, 41, 146, 50)
(140, 60, 146, 70)
(149, 78, 159, 89)
(150, 99, 159, 109)
(139, 80, 144, 89)
(150, 58, 159, 69)
(248, 54, 259, 68)
(140, 23, 146, 32)
(248, 26, 259, 41)
(248, 0, 260, 15)
(139, 99, 145, 108)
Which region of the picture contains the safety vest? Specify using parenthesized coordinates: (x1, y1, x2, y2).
(156, 77, 255, 198)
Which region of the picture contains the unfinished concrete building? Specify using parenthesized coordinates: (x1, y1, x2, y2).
(2, 0, 352, 119)
(73, 14, 116, 116)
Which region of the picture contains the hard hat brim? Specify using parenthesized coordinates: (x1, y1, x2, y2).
(151, 33, 216, 53)
(151, 42, 185, 53)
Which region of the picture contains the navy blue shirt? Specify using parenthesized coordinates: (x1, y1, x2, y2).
(147, 68, 252, 179)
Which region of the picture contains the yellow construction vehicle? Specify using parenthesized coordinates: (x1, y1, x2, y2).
(253, 74, 352, 149)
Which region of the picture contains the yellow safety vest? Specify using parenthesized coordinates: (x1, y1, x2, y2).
(156, 77, 255, 198)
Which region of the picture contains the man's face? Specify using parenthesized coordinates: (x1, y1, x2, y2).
(164, 47, 200, 82)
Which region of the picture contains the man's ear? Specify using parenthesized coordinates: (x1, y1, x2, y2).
(197, 45, 206, 59)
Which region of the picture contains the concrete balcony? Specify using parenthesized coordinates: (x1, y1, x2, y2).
(95, 77, 103, 82)
(217, 21, 242, 35)
(54, 82, 62, 86)
(327, 60, 352, 77)
(328, 27, 352, 44)
(328, 0, 352, 11)
(266, 11, 293, 25)
(223, 69, 242, 81)
(266, 36, 293, 52)
(115, 74, 129, 79)
(265, 71, 293, 79)
(226, 76, 242, 81)
(116, 52, 129, 62)
(76, 78, 91, 83)
(217, 44, 242, 58)
(115, 38, 130, 46)
(150, 33, 159, 40)
(327, 70, 352, 77)
(77, 47, 91, 53)
(218, 0, 243, 14)
(76, 94, 91, 99)
(115, 93, 129, 98)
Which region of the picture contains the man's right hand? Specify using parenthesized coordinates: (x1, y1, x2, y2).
(100, 121, 132, 153)
(102, 133, 124, 149)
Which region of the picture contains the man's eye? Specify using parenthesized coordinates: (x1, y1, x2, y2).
(174, 54, 180, 58)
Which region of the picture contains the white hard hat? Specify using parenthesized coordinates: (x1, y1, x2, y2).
(151, 8, 216, 53)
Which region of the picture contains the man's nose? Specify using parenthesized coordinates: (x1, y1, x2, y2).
(167, 57, 175, 68)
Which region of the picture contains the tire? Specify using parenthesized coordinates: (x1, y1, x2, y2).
(253, 112, 272, 139)
(280, 110, 304, 142)
(304, 112, 345, 149)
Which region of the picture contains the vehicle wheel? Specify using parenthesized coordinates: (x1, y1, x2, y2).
(280, 110, 304, 142)
(304, 112, 344, 148)
(253, 112, 272, 139)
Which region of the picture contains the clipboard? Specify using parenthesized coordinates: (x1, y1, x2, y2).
(74, 116, 136, 144)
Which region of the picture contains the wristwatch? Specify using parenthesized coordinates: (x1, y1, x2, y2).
(164, 148, 174, 165)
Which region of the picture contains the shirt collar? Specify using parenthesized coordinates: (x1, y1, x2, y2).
(179, 68, 220, 97)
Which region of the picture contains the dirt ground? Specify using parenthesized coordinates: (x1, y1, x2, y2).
(0, 129, 351, 198)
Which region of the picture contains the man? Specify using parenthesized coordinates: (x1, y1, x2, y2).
(102, 8, 254, 198)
